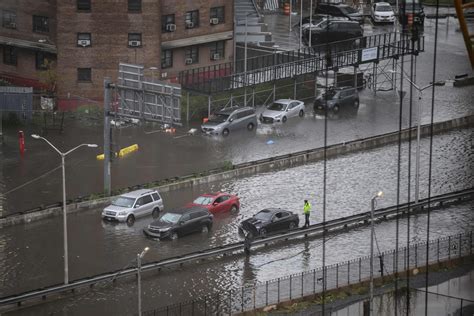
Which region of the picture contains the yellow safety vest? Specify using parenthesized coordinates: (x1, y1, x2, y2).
(304, 202, 311, 214)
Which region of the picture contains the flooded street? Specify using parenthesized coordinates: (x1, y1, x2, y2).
(1, 128, 473, 315)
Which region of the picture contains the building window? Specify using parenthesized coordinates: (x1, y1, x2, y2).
(162, 14, 175, 32)
(210, 6, 225, 24)
(185, 10, 199, 29)
(128, 0, 141, 12)
(128, 33, 142, 47)
(2, 11, 17, 29)
(77, 0, 91, 11)
(35, 52, 51, 70)
(77, 68, 92, 82)
(161, 50, 173, 68)
(3, 46, 17, 66)
(33, 15, 49, 33)
(77, 33, 91, 47)
(185, 46, 199, 64)
(209, 41, 225, 60)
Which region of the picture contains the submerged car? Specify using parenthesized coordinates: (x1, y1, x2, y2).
(260, 99, 305, 123)
(313, 86, 359, 113)
(201, 106, 257, 136)
(143, 206, 213, 240)
(239, 208, 299, 238)
(371, 2, 395, 23)
(187, 192, 240, 214)
(101, 189, 164, 225)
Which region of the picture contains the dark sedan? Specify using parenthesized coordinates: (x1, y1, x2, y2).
(239, 208, 299, 238)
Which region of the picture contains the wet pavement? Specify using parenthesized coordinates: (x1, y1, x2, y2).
(1, 128, 473, 315)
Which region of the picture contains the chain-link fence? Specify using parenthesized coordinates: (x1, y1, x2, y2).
(144, 231, 473, 316)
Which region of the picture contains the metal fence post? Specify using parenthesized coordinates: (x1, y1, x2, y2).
(348, 261, 350, 285)
(415, 244, 418, 268)
(449, 236, 451, 260)
(278, 278, 280, 303)
(301, 272, 304, 297)
(359, 258, 362, 282)
(404, 247, 407, 271)
(241, 286, 244, 312)
(290, 275, 293, 300)
(253, 285, 256, 310)
(470, 231, 473, 256)
(459, 234, 462, 258)
(266, 281, 268, 306)
(313, 269, 316, 294)
(229, 290, 232, 316)
(336, 263, 339, 288)
(437, 239, 440, 263)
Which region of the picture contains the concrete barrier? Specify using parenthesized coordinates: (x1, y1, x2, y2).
(1, 115, 472, 227)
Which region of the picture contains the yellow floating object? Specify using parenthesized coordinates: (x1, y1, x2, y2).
(118, 144, 139, 157)
(96, 154, 105, 160)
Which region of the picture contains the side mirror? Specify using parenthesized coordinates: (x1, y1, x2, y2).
(229, 118, 234, 122)
(213, 201, 218, 206)
(134, 204, 140, 208)
(178, 220, 184, 225)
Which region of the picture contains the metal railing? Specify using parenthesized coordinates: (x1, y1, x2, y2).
(144, 230, 474, 315)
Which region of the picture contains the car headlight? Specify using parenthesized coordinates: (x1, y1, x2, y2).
(160, 227, 170, 232)
(118, 211, 126, 215)
(274, 114, 282, 119)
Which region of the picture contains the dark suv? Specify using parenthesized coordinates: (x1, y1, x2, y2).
(308, 20, 363, 46)
(313, 87, 359, 113)
(143, 206, 213, 240)
(315, 3, 365, 24)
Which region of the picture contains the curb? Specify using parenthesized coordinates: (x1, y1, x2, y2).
(1, 115, 473, 228)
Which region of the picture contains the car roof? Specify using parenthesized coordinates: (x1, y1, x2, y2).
(120, 189, 156, 198)
(200, 192, 230, 198)
(257, 208, 289, 215)
(216, 106, 254, 115)
(274, 99, 294, 104)
(166, 206, 210, 214)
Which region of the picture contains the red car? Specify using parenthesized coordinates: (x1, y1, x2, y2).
(187, 192, 240, 214)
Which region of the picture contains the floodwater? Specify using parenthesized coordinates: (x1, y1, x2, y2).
(1, 128, 473, 315)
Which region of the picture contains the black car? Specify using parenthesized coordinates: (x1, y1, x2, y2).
(239, 208, 299, 238)
(314, 86, 359, 113)
(143, 206, 213, 240)
(398, 0, 425, 26)
(315, 3, 365, 24)
(308, 20, 363, 47)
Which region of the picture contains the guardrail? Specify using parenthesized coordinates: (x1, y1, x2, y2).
(0, 187, 472, 309)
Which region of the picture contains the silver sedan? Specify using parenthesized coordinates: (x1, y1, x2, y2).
(260, 99, 305, 123)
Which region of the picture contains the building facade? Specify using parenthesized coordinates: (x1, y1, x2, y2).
(0, 0, 234, 109)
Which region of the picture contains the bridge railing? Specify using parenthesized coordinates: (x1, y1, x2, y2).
(144, 230, 473, 315)
(178, 32, 424, 94)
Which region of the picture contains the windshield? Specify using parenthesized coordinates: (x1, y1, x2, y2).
(340, 6, 358, 14)
(267, 102, 286, 111)
(377, 5, 393, 11)
(209, 113, 229, 123)
(254, 210, 273, 221)
(322, 90, 337, 100)
(193, 196, 213, 205)
(159, 212, 181, 224)
(112, 196, 135, 208)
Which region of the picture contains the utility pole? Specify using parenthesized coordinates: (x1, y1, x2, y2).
(103, 78, 112, 196)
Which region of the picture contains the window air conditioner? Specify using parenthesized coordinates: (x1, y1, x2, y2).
(212, 53, 220, 60)
(186, 21, 194, 28)
(161, 72, 168, 78)
(210, 18, 219, 25)
(129, 40, 141, 47)
(185, 58, 193, 65)
(166, 24, 176, 32)
(78, 39, 91, 47)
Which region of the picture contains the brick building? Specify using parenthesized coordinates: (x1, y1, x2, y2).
(0, 0, 234, 109)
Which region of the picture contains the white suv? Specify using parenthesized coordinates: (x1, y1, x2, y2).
(101, 189, 164, 225)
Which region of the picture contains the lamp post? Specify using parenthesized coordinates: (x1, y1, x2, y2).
(149, 66, 158, 82)
(31, 134, 97, 284)
(388, 70, 443, 204)
(244, 12, 253, 107)
(137, 246, 150, 316)
(370, 190, 383, 315)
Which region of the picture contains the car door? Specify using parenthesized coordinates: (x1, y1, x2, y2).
(133, 197, 147, 217)
(287, 102, 298, 118)
(152, 192, 163, 210)
(177, 213, 192, 235)
(228, 112, 240, 131)
(142, 194, 154, 216)
(212, 196, 226, 213)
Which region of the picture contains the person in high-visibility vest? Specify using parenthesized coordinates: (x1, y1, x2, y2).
(303, 200, 311, 228)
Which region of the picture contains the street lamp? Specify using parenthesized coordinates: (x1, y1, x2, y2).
(31, 134, 97, 284)
(243, 12, 254, 108)
(388, 70, 443, 204)
(137, 246, 150, 316)
(370, 190, 383, 315)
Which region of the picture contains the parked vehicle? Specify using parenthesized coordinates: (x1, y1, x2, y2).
(302, 16, 349, 44)
(308, 20, 363, 47)
(201, 107, 257, 136)
(398, 0, 425, 26)
(371, 2, 395, 23)
(313, 86, 359, 113)
(314, 3, 365, 24)
(187, 192, 240, 214)
(260, 99, 305, 123)
(102, 189, 164, 225)
(143, 206, 213, 240)
(239, 208, 299, 238)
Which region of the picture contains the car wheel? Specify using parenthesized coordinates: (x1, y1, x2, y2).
(333, 104, 340, 113)
(289, 222, 297, 230)
(170, 231, 179, 240)
(201, 225, 209, 233)
(247, 122, 255, 131)
(222, 128, 230, 136)
(260, 228, 267, 237)
(126, 215, 135, 226)
(282, 116, 287, 123)
(230, 205, 239, 214)
(152, 207, 160, 219)
(299, 110, 304, 118)
(353, 99, 360, 109)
